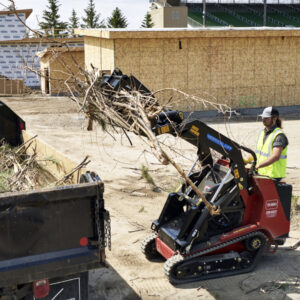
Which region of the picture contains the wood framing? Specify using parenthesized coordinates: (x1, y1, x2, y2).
(39, 47, 84, 95)
(75, 28, 300, 110)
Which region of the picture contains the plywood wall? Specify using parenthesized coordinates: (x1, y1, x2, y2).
(88, 33, 300, 111)
(41, 51, 84, 95)
(84, 36, 115, 73)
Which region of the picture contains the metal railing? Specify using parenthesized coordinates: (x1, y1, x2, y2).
(190, 8, 230, 25)
(286, 4, 300, 12)
(206, 10, 229, 24)
(195, 9, 230, 25)
(216, 3, 258, 25)
(240, 4, 286, 25)
(191, 8, 229, 25)
(268, 5, 300, 24)
(187, 16, 203, 26)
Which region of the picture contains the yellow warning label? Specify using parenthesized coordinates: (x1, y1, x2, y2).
(234, 169, 240, 179)
(238, 183, 244, 190)
(158, 125, 170, 135)
(190, 125, 200, 136)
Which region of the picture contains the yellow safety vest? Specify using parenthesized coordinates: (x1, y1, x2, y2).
(256, 127, 287, 178)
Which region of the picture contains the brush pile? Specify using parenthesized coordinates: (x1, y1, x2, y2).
(0, 140, 52, 193)
(67, 69, 239, 215)
(68, 69, 235, 165)
(0, 138, 90, 193)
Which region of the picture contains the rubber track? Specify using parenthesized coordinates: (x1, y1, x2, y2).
(164, 231, 267, 284)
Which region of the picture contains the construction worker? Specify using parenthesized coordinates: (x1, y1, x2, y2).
(256, 107, 288, 180)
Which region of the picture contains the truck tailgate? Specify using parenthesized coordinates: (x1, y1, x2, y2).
(0, 181, 108, 287)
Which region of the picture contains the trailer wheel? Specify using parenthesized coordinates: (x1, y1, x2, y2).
(141, 233, 162, 260)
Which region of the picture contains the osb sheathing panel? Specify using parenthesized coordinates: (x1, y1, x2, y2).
(85, 37, 115, 72)
(85, 37, 100, 72)
(97, 34, 300, 111)
(48, 51, 84, 95)
(76, 28, 300, 40)
(99, 38, 115, 71)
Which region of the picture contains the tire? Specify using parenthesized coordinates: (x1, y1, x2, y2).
(141, 233, 161, 260)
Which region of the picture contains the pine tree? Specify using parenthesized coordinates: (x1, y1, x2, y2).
(39, 0, 67, 36)
(69, 9, 79, 30)
(141, 12, 154, 28)
(81, 0, 105, 28)
(107, 7, 128, 28)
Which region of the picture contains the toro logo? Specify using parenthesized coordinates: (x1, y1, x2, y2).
(265, 199, 278, 210)
(266, 209, 277, 218)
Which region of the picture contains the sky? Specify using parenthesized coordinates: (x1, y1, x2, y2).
(3, 0, 151, 29)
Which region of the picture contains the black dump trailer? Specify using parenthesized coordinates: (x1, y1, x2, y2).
(0, 179, 110, 300)
(0, 102, 110, 300)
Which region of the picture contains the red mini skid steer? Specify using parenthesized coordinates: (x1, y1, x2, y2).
(99, 68, 292, 285)
(141, 110, 292, 284)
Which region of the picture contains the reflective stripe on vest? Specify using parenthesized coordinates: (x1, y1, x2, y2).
(256, 127, 287, 178)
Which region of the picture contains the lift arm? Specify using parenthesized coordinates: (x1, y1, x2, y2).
(100, 69, 256, 191)
(153, 110, 257, 191)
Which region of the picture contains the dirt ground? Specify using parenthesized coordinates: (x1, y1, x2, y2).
(2, 95, 300, 300)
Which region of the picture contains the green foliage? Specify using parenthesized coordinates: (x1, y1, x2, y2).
(81, 0, 105, 28)
(69, 9, 79, 30)
(0, 170, 12, 193)
(141, 12, 154, 28)
(0, 142, 13, 193)
(107, 7, 128, 28)
(39, 0, 67, 35)
(141, 165, 156, 187)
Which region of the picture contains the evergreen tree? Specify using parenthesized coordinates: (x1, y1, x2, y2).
(39, 0, 67, 36)
(141, 12, 154, 28)
(107, 7, 128, 28)
(81, 0, 105, 28)
(69, 9, 79, 30)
